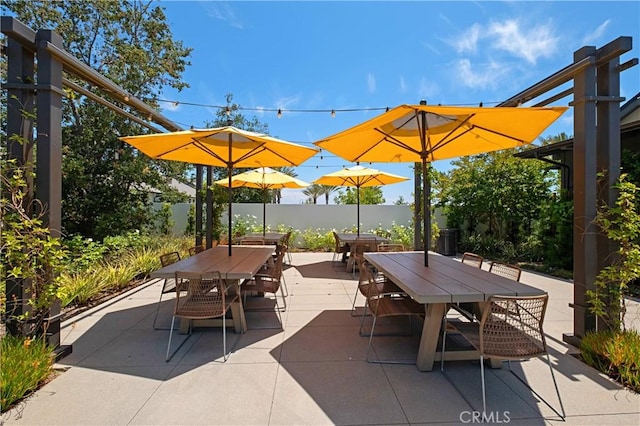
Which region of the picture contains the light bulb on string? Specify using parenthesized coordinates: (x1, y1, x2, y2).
(331, 109, 336, 118)
(277, 108, 282, 118)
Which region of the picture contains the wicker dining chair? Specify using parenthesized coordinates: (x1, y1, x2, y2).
(281, 231, 293, 265)
(332, 231, 349, 264)
(461, 252, 484, 268)
(359, 264, 424, 364)
(441, 294, 565, 419)
(488, 261, 522, 282)
(166, 271, 238, 362)
(449, 252, 485, 321)
(188, 245, 205, 256)
(241, 246, 286, 328)
(152, 252, 181, 330)
(351, 255, 401, 318)
(350, 237, 378, 276)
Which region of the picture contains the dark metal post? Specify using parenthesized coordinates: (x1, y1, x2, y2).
(569, 45, 599, 342)
(206, 166, 213, 248)
(35, 29, 64, 349)
(4, 25, 36, 337)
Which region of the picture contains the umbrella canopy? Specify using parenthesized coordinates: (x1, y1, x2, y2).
(313, 165, 409, 235)
(314, 104, 568, 265)
(120, 126, 318, 255)
(214, 167, 310, 236)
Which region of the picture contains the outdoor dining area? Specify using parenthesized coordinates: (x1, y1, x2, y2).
(7, 249, 639, 425)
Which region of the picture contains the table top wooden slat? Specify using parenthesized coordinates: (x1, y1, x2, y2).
(150, 245, 274, 280)
(364, 252, 454, 303)
(364, 251, 545, 304)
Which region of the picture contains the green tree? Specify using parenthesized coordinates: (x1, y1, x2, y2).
(334, 187, 385, 205)
(438, 147, 554, 244)
(321, 185, 338, 205)
(4, 0, 193, 240)
(303, 184, 324, 204)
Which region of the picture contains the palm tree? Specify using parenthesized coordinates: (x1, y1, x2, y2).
(272, 166, 298, 204)
(302, 184, 325, 204)
(321, 185, 338, 204)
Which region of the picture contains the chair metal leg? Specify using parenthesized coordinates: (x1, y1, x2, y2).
(546, 353, 566, 419)
(365, 314, 416, 365)
(505, 355, 566, 419)
(222, 314, 227, 362)
(480, 354, 487, 414)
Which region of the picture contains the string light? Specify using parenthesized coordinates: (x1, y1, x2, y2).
(173, 101, 179, 107)
(331, 109, 336, 118)
(277, 108, 282, 118)
(479, 102, 483, 107)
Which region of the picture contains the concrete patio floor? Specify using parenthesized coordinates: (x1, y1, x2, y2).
(3, 252, 639, 425)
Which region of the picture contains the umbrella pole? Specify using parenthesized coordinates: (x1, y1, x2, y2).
(228, 132, 233, 256)
(263, 188, 267, 237)
(357, 186, 360, 236)
(422, 158, 430, 267)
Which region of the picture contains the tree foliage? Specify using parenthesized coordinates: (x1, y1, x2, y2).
(438, 148, 555, 242)
(587, 174, 640, 331)
(334, 187, 385, 205)
(4, 0, 193, 240)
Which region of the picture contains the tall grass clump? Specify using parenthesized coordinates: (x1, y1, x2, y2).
(1, 336, 54, 412)
(580, 329, 640, 393)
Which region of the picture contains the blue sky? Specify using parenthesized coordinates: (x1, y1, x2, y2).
(157, 0, 640, 204)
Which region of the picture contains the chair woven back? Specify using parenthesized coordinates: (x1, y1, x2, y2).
(480, 294, 548, 358)
(489, 261, 522, 281)
(332, 231, 343, 252)
(173, 271, 227, 320)
(354, 237, 378, 254)
(160, 252, 181, 267)
(377, 243, 405, 252)
(188, 245, 205, 256)
(462, 252, 484, 268)
(240, 238, 265, 245)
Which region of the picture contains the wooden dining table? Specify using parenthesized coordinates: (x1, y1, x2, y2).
(234, 232, 286, 245)
(335, 233, 389, 269)
(150, 245, 275, 334)
(364, 251, 547, 371)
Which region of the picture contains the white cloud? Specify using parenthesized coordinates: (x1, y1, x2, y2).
(367, 72, 376, 93)
(399, 76, 407, 93)
(583, 19, 610, 45)
(206, 2, 243, 29)
(454, 23, 482, 54)
(418, 78, 439, 100)
(456, 59, 509, 89)
(488, 19, 558, 64)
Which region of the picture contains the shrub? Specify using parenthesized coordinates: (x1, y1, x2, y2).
(580, 329, 640, 393)
(57, 270, 109, 307)
(300, 228, 334, 251)
(1, 335, 54, 412)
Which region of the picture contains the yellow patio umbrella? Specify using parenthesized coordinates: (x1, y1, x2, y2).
(314, 104, 568, 265)
(214, 167, 310, 236)
(313, 165, 409, 235)
(120, 126, 318, 255)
